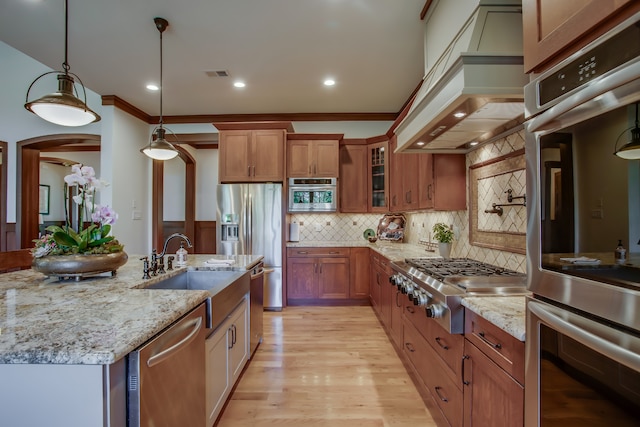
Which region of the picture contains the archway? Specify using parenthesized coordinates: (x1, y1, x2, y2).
(17, 134, 100, 249)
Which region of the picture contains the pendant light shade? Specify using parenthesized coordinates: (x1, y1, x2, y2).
(24, 0, 101, 127)
(614, 103, 640, 160)
(141, 17, 179, 161)
(143, 127, 179, 161)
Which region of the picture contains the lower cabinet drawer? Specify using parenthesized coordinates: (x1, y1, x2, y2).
(404, 318, 463, 427)
(403, 294, 464, 384)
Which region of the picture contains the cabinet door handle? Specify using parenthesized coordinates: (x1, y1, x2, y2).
(478, 331, 502, 349)
(435, 336, 449, 350)
(434, 386, 449, 403)
(319, 264, 323, 274)
(314, 263, 318, 274)
(232, 324, 237, 346)
(406, 305, 415, 314)
(252, 166, 256, 176)
(462, 354, 470, 386)
(228, 326, 233, 349)
(396, 291, 401, 307)
(247, 166, 251, 177)
(427, 183, 433, 200)
(405, 342, 416, 353)
(309, 165, 312, 174)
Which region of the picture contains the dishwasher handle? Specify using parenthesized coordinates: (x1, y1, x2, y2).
(147, 316, 203, 368)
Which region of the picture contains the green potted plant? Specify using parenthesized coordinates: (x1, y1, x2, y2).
(432, 223, 453, 258)
(31, 164, 127, 278)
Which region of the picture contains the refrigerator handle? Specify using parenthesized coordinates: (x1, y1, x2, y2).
(247, 192, 252, 254)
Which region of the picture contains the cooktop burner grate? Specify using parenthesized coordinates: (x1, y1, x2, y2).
(405, 258, 523, 281)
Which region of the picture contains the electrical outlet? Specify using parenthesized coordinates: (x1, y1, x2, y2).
(132, 210, 142, 220)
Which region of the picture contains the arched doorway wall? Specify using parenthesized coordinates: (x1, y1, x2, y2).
(152, 145, 196, 253)
(0, 141, 7, 251)
(17, 134, 100, 249)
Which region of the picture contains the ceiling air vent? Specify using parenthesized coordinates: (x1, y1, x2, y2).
(205, 70, 230, 77)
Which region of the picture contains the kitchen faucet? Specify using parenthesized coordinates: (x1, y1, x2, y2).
(147, 233, 193, 276)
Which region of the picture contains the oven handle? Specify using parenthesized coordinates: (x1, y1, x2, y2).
(528, 60, 640, 133)
(529, 301, 640, 372)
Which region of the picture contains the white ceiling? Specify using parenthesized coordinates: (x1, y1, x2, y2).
(0, 0, 426, 120)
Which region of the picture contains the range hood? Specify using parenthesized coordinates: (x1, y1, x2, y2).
(395, 2, 528, 153)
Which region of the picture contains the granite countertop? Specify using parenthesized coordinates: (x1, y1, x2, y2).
(0, 253, 262, 365)
(286, 240, 439, 262)
(461, 296, 527, 341)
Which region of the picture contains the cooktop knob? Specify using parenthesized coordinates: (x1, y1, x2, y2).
(426, 303, 446, 319)
(413, 291, 430, 307)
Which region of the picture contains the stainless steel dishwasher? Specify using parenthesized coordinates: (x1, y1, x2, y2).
(128, 302, 207, 427)
(249, 261, 264, 356)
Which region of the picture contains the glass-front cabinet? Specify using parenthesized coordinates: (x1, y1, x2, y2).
(368, 141, 388, 212)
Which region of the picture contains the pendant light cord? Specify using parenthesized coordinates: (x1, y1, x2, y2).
(63, 0, 70, 74)
(159, 23, 163, 127)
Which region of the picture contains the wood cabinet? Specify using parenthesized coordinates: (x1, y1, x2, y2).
(286, 247, 351, 303)
(287, 139, 339, 178)
(339, 144, 369, 213)
(349, 247, 370, 299)
(403, 299, 464, 427)
(463, 309, 524, 427)
(368, 140, 389, 212)
(370, 251, 392, 325)
(206, 296, 249, 426)
(388, 136, 465, 212)
(418, 153, 434, 209)
(523, 0, 640, 72)
(218, 129, 285, 182)
(418, 153, 466, 211)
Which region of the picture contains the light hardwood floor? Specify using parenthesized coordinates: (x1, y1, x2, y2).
(216, 306, 437, 426)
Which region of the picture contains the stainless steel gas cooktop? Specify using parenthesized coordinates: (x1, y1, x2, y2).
(390, 258, 527, 334)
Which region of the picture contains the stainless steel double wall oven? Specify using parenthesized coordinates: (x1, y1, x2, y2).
(524, 12, 640, 426)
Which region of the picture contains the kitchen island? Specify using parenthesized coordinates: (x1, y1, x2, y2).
(0, 254, 261, 427)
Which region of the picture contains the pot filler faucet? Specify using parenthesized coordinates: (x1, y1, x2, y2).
(141, 233, 193, 278)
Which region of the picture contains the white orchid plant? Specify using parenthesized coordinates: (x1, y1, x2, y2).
(32, 164, 123, 257)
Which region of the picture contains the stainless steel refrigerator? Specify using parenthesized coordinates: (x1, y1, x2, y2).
(216, 183, 283, 310)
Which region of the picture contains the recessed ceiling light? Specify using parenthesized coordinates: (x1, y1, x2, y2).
(146, 84, 159, 91)
(453, 112, 466, 118)
(469, 141, 479, 146)
(324, 79, 335, 86)
(233, 81, 246, 88)
(416, 141, 425, 146)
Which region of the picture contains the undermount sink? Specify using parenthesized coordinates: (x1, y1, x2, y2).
(146, 270, 250, 328)
(147, 270, 246, 294)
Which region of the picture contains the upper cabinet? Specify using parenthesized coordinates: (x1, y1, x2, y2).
(216, 123, 290, 183)
(287, 135, 340, 178)
(339, 144, 369, 213)
(368, 140, 389, 213)
(523, 0, 640, 73)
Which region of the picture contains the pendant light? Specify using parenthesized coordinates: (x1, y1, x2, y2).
(614, 102, 640, 160)
(141, 17, 179, 161)
(24, 0, 100, 127)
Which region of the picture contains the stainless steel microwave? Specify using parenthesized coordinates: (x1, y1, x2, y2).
(288, 177, 337, 212)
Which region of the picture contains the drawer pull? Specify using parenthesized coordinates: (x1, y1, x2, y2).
(434, 386, 449, 403)
(329, 251, 339, 254)
(405, 342, 416, 353)
(462, 354, 470, 386)
(478, 331, 502, 349)
(297, 251, 309, 254)
(435, 337, 449, 350)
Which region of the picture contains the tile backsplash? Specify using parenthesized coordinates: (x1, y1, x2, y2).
(289, 128, 527, 273)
